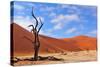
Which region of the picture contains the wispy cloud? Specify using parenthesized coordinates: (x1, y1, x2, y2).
(40, 6, 55, 12)
(60, 4, 81, 14)
(88, 30, 97, 35)
(51, 14, 80, 30)
(37, 16, 45, 22)
(51, 14, 80, 23)
(49, 12, 56, 17)
(65, 27, 77, 34)
(53, 23, 63, 30)
(14, 16, 33, 31)
(84, 30, 97, 37)
(14, 15, 44, 31)
(14, 3, 25, 10)
(39, 29, 57, 38)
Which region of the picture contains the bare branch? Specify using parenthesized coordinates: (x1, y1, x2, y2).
(28, 25, 35, 33)
(32, 7, 38, 29)
(39, 18, 44, 25)
(37, 18, 44, 33)
(28, 25, 34, 28)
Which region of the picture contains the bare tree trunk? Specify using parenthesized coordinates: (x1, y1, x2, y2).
(28, 7, 43, 61)
(34, 44, 40, 60)
(33, 33, 40, 61)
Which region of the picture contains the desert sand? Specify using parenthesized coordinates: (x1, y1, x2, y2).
(13, 50, 97, 66)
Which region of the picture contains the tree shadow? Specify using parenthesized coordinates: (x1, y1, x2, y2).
(12, 56, 64, 64)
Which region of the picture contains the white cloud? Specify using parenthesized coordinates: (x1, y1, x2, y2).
(61, 5, 81, 14)
(39, 30, 45, 35)
(51, 14, 80, 30)
(14, 16, 33, 31)
(85, 30, 97, 37)
(14, 4, 25, 10)
(39, 30, 59, 38)
(49, 12, 56, 17)
(51, 14, 80, 23)
(89, 30, 97, 34)
(40, 6, 55, 12)
(61, 4, 69, 8)
(65, 28, 77, 34)
(39, 30, 52, 36)
(37, 16, 45, 22)
(53, 23, 63, 30)
(14, 15, 44, 31)
(26, 3, 35, 7)
(61, 5, 78, 9)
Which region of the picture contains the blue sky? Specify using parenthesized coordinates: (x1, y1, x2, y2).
(11, 1, 97, 38)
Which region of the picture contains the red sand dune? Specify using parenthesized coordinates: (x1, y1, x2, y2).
(11, 23, 97, 56)
(63, 36, 97, 50)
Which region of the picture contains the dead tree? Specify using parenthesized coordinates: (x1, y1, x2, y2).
(28, 7, 43, 61)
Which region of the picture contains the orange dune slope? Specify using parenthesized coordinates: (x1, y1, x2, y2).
(63, 36, 97, 50)
(11, 23, 97, 56)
